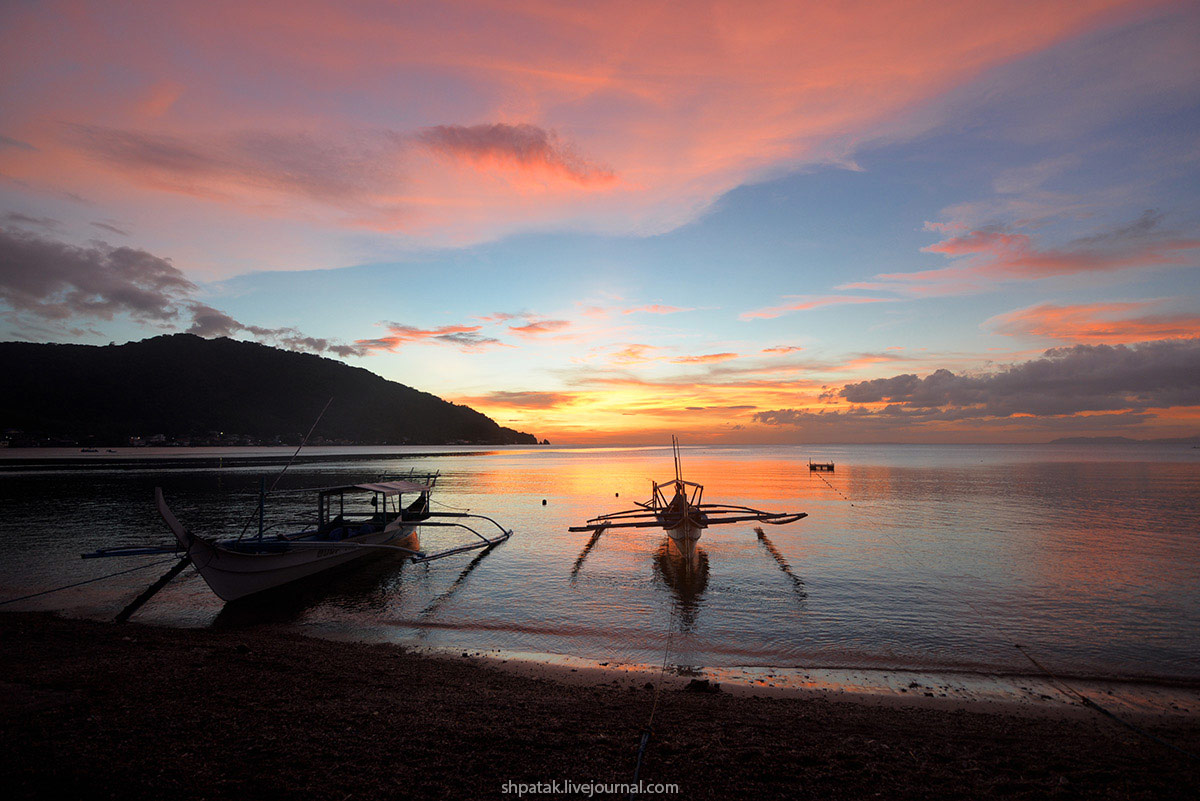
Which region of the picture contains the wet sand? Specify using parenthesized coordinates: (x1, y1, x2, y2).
(2, 612, 1198, 799)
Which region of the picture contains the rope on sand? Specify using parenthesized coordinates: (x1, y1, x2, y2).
(811, 468, 1200, 764)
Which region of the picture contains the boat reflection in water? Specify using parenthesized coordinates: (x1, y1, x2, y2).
(652, 536, 709, 633)
(210, 533, 421, 629)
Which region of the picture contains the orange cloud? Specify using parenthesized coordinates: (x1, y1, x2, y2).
(985, 302, 1200, 344)
(671, 352, 739, 364)
(762, 346, 804, 355)
(608, 344, 662, 365)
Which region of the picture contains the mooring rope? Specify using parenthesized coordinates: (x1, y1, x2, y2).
(631, 600, 678, 797)
(812, 468, 854, 504)
(811, 468, 1200, 763)
(0, 557, 182, 607)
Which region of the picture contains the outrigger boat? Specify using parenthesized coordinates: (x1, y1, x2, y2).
(85, 474, 513, 602)
(569, 438, 806, 560)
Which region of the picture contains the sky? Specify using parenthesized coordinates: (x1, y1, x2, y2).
(2, 0, 1199, 444)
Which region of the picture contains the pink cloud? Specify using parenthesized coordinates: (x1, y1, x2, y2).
(865, 212, 1200, 295)
(0, 0, 1150, 256)
(985, 301, 1200, 344)
(508, 319, 571, 338)
(762, 345, 805, 355)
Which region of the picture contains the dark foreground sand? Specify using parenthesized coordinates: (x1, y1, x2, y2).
(2, 613, 1197, 800)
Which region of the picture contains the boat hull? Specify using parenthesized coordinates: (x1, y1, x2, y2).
(186, 524, 417, 602)
(664, 519, 703, 560)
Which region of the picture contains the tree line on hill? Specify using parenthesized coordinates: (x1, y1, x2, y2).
(0, 334, 539, 447)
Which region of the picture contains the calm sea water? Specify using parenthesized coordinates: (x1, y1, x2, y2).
(2, 444, 1198, 681)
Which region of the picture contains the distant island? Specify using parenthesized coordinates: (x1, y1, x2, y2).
(1049, 435, 1200, 445)
(0, 334, 538, 447)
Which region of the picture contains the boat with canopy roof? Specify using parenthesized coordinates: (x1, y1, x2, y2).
(88, 474, 513, 602)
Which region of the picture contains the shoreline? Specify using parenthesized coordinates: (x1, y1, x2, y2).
(20, 604, 1200, 716)
(0, 445, 512, 470)
(458, 648, 1200, 720)
(4, 611, 1198, 799)
(289, 622, 1200, 720)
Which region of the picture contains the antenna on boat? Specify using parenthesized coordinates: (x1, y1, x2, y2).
(672, 435, 681, 483)
(237, 396, 334, 541)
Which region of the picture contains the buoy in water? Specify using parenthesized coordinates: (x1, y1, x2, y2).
(542, 499, 547, 506)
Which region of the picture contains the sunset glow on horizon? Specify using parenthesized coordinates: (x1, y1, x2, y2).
(2, 0, 1198, 443)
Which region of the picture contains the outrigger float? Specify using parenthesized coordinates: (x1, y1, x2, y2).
(84, 473, 513, 603)
(569, 438, 806, 561)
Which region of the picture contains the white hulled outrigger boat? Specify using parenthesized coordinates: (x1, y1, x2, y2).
(569, 437, 806, 561)
(87, 474, 513, 602)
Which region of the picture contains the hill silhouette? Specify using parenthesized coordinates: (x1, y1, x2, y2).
(0, 334, 537, 446)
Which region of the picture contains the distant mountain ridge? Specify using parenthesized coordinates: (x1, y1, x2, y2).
(0, 334, 538, 446)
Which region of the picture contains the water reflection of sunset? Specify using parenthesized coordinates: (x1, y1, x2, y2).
(2, 444, 1196, 680)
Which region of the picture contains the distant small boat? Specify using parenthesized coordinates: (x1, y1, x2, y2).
(570, 438, 806, 559)
(89, 476, 513, 602)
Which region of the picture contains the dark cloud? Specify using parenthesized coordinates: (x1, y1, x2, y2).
(840, 340, 1200, 414)
(0, 226, 194, 321)
(476, 391, 571, 409)
(755, 339, 1200, 431)
(1069, 209, 1166, 249)
(354, 322, 508, 354)
(90, 221, 129, 236)
(60, 121, 613, 210)
(752, 407, 1153, 432)
(185, 303, 242, 338)
(64, 124, 403, 202)
(185, 303, 367, 358)
(434, 331, 505, 350)
(4, 212, 60, 229)
(0, 227, 364, 358)
(416, 123, 615, 184)
(0, 134, 37, 151)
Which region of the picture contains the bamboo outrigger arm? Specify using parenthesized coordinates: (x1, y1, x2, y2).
(84, 512, 513, 564)
(406, 511, 513, 563)
(568, 506, 806, 532)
